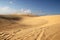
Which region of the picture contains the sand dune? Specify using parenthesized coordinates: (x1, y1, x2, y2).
(0, 14, 60, 40)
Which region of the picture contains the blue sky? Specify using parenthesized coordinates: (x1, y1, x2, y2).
(0, 0, 60, 15)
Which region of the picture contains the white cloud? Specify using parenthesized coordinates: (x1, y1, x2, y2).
(9, 1, 13, 4)
(0, 6, 10, 14)
(0, 6, 16, 14)
(0, 6, 32, 14)
(14, 8, 32, 15)
(20, 8, 31, 13)
(0, 6, 9, 11)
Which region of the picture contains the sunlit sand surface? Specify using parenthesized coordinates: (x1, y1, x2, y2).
(0, 14, 60, 40)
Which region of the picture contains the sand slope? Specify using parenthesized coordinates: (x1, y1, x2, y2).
(0, 15, 60, 40)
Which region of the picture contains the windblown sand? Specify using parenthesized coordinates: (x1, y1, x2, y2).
(0, 14, 60, 40)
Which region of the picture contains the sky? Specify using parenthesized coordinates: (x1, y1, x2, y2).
(0, 0, 60, 15)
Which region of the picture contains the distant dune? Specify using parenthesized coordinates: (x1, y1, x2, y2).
(0, 14, 60, 40)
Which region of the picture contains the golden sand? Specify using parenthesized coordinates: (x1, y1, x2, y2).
(0, 14, 60, 40)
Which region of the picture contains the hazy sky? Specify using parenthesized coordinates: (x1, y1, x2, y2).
(0, 0, 60, 15)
